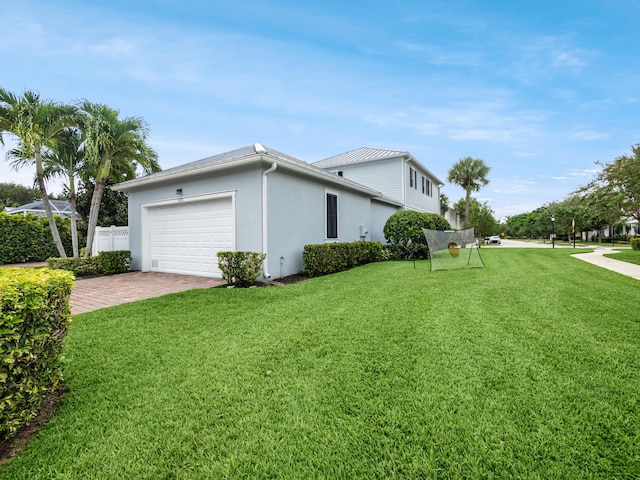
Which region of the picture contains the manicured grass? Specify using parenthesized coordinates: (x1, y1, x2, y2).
(605, 249, 640, 266)
(2, 249, 639, 478)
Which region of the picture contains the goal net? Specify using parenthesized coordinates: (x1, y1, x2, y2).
(421, 228, 485, 272)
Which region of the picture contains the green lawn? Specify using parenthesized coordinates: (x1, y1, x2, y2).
(2, 249, 639, 479)
(605, 248, 640, 266)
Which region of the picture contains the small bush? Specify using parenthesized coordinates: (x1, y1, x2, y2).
(218, 251, 266, 286)
(46, 257, 99, 276)
(97, 250, 132, 275)
(0, 267, 74, 442)
(303, 241, 383, 277)
(46, 250, 131, 276)
(383, 210, 451, 259)
(631, 238, 640, 251)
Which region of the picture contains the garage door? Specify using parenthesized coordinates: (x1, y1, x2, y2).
(148, 196, 234, 277)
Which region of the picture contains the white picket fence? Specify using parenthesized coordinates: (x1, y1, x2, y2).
(92, 226, 130, 256)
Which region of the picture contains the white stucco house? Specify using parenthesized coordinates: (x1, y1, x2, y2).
(113, 144, 403, 279)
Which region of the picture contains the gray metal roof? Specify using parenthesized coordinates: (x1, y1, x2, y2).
(113, 144, 403, 207)
(313, 147, 409, 168)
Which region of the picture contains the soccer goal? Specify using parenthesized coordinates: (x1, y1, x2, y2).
(421, 228, 485, 272)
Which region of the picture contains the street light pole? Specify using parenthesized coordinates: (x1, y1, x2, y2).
(551, 216, 555, 249)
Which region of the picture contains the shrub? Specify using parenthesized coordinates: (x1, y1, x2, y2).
(218, 251, 266, 286)
(47, 250, 131, 276)
(97, 250, 132, 275)
(46, 257, 99, 276)
(631, 238, 640, 251)
(0, 212, 76, 264)
(383, 210, 451, 259)
(0, 267, 74, 442)
(302, 241, 383, 277)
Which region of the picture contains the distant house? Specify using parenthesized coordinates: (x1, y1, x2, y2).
(313, 147, 444, 215)
(4, 199, 79, 219)
(113, 144, 402, 279)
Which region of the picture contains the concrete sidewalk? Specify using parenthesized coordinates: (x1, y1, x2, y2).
(571, 246, 640, 281)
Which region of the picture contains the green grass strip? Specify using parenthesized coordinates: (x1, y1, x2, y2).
(1, 249, 639, 479)
(605, 249, 640, 266)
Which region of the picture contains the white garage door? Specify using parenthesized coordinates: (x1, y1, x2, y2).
(148, 196, 234, 277)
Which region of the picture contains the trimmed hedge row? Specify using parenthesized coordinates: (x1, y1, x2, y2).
(0, 212, 75, 264)
(46, 250, 132, 276)
(0, 267, 74, 442)
(218, 251, 266, 286)
(303, 241, 383, 277)
(631, 238, 640, 251)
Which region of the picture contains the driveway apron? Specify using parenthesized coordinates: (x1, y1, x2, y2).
(71, 272, 225, 315)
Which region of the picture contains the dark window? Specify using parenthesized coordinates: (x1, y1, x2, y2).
(326, 193, 338, 239)
(409, 167, 418, 189)
(422, 176, 426, 194)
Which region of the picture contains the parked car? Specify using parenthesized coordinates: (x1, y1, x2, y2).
(484, 235, 501, 245)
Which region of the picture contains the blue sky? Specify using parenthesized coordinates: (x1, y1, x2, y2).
(1, 0, 639, 218)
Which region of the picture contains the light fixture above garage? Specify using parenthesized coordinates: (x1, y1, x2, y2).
(176, 188, 183, 196)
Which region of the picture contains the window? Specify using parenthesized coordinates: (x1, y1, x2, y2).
(422, 176, 426, 194)
(409, 167, 417, 189)
(326, 192, 338, 239)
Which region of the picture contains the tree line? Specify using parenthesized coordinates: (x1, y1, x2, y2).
(0, 88, 160, 258)
(506, 145, 640, 242)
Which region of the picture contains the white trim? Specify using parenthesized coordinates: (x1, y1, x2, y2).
(140, 191, 236, 274)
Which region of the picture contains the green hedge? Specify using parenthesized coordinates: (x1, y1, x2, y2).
(0, 267, 74, 442)
(0, 212, 75, 264)
(217, 251, 266, 286)
(46, 250, 132, 276)
(302, 241, 383, 278)
(383, 210, 451, 259)
(631, 238, 640, 251)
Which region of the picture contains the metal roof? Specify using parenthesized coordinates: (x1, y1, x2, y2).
(113, 144, 403, 207)
(313, 147, 409, 168)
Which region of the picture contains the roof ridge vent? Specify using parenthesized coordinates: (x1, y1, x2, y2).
(254, 143, 267, 154)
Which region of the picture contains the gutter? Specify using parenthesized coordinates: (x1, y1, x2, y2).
(261, 161, 277, 279)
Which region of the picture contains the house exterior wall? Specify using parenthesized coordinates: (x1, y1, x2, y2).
(370, 200, 399, 243)
(404, 160, 441, 214)
(266, 168, 389, 277)
(328, 158, 404, 205)
(126, 164, 263, 272)
(324, 156, 441, 215)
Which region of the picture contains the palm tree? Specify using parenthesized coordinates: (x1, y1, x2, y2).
(447, 156, 490, 229)
(78, 101, 159, 256)
(0, 88, 76, 257)
(42, 128, 85, 257)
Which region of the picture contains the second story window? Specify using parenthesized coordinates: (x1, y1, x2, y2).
(409, 167, 417, 189)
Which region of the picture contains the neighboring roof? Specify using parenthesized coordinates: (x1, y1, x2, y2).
(5, 199, 79, 218)
(314, 146, 445, 186)
(113, 143, 403, 207)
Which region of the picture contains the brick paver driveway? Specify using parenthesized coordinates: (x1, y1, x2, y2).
(71, 272, 225, 315)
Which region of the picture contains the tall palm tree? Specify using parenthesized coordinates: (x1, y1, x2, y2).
(0, 88, 76, 257)
(447, 156, 490, 229)
(78, 101, 159, 256)
(42, 128, 85, 257)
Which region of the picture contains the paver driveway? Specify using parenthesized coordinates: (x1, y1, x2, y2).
(71, 272, 225, 315)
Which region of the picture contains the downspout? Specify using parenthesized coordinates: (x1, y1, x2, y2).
(262, 162, 277, 279)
